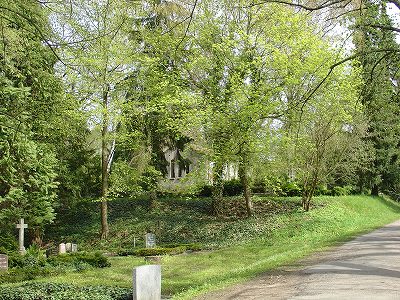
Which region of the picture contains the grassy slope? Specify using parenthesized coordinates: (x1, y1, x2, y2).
(36, 195, 400, 299)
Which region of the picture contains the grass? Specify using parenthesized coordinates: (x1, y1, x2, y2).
(26, 194, 400, 299)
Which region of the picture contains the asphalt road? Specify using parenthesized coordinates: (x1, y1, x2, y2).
(197, 220, 400, 300)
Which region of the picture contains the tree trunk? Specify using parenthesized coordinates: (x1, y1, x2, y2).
(238, 153, 253, 217)
(302, 174, 317, 212)
(211, 162, 224, 216)
(101, 87, 110, 240)
(32, 227, 42, 246)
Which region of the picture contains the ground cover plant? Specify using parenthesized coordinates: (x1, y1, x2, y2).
(0, 282, 131, 300)
(13, 195, 399, 299)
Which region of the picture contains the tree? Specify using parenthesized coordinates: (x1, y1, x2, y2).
(0, 1, 62, 241)
(354, 0, 400, 196)
(50, 0, 134, 239)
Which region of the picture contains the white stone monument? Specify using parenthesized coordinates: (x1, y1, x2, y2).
(133, 265, 161, 300)
(16, 218, 28, 254)
(71, 243, 78, 252)
(59, 243, 66, 254)
(65, 242, 72, 252)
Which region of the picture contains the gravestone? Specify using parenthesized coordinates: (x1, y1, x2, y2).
(59, 243, 66, 254)
(71, 244, 78, 252)
(16, 218, 28, 254)
(65, 243, 72, 252)
(132, 265, 161, 300)
(145, 233, 156, 248)
(0, 254, 8, 271)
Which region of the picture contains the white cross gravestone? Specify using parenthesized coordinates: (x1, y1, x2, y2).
(133, 265, 161, 300)
(16, 218, 28, 254)
(145, 233, 156, 248)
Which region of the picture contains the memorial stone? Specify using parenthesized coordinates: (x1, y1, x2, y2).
(145, 233, 156, 248)
(65, 243, 72, 252)
(132, 265, 161, 300)
(0, 254, 8, 271)
(71, 244, 78, 252)
(59, 243, 66, 254)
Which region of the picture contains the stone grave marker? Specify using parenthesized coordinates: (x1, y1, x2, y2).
(16, 218, 28, 254)
(0, 254, 8, 271)
(65, 242, 72, 252)
(71, 244, 78, 252)
(133, 265, 161, 300)
(145, 233, 156, 248)
(59, 243, 66, 254)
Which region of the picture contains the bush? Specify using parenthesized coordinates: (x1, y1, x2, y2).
(332, 185, 354, 196)
(161, 243, 203, 251)
(8, 245, 46, 268)
(198, 184, 213, 197)
(117, 244, 201, 257)
(0, 282, 131, 300)
(223, 179, 243, 196)
(0, 234, 18, 253)
(251, 179, 266, 194)
(314, 185, 331, 196)
(47, 252, 110, 268)
(282, 181, 302, 197)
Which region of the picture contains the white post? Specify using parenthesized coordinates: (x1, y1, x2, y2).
(16, 218, 28, 254)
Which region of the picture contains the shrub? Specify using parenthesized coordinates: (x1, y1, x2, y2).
(332, 185, 354, 196)
(0, 234, 18, 253)
(8, 245, 46, 268)
(314, 185, 331, 196)
(282, 181, 302, 197)
(223, 179, 243, 196)
(0, 282, 131, 300)
(251, 179, 266, 194)
(118, 244, 201, 257)
(198, 184, 213, 197)
(161, 243, 203, 251)
(47, 252, 111, 268)
(133, 247, 186, 256)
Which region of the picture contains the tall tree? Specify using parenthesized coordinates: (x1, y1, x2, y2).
(0, 1, 63, 242)
(354, 0, 400, 196)
(51, 0, 134, 239)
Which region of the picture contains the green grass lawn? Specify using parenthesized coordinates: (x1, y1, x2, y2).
(30, 195, 400, 299)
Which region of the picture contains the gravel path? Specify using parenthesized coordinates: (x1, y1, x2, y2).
(196, 220, 400, 300)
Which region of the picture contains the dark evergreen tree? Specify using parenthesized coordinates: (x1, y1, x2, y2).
(354, 1, 400, 197)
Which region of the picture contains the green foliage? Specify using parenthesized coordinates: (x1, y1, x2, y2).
(0, 234, 18, 254)
(0, 132, 58, 229)
(118, 243, 202, 256)
(25, 196, 400, 299)
(8, 245, 46, 268)
(47, 252, 111, 268)
(332, 186, 355, 196)
(0, 266, 60, 284)
(0, 282, 131, 300)
(222, 179, 243, 196)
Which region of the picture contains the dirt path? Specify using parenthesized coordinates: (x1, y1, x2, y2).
(196, 220, 400, 300)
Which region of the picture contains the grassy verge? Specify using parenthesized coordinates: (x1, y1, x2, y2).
(21, 195, 399, 299)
